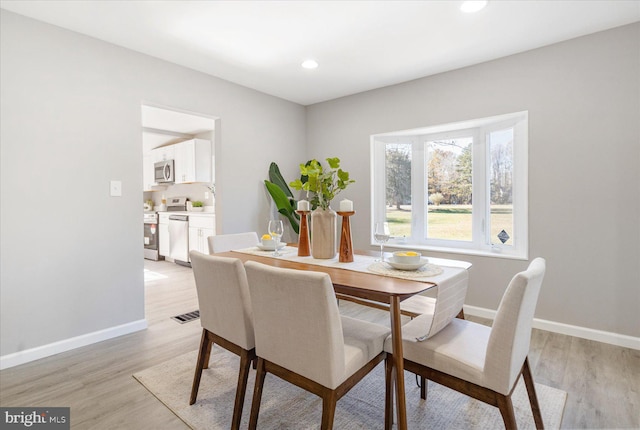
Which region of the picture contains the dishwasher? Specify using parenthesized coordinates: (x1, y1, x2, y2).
(168, 214, 190, 266)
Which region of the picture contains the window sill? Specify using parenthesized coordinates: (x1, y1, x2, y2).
(377, 241, 528, 261)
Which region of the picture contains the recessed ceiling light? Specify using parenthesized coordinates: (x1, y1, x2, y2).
(460, 1, 488, 13)
(301, 59, 319, 69)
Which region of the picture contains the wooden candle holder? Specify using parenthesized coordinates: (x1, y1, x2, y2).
(337, 211, 355, 262)
(295, 210, 311, 257)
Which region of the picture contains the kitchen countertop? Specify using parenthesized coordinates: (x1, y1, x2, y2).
(157, 211, 215, 216)
(185, 211, 215, 216)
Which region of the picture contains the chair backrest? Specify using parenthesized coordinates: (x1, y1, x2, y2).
(484, 258, 546, 394)
(426, 269, 469, 338)
(244, 261, 346, 389)
(208, 232, 259, 254)
(189, 251, 255, 350)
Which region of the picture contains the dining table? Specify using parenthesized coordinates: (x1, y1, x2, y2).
(213, 246, 471, 430)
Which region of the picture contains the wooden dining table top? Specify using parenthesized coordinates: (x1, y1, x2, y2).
(213, 248, 460, 304)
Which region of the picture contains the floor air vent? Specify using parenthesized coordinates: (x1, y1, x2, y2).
(171, 310, 200, 324)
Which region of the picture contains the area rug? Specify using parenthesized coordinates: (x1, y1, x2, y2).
(133, 349, 566, 429)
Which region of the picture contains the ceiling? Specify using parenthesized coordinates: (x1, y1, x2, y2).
(141, 105, 216, 153)
(1, 1, 639, 106)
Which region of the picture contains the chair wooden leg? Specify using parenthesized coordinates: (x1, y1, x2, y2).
(190, 329, 210, 405)
(384, 355, 394, 430)
(203, 337, 213, 369)
(321, 390, 337, 430)
(496, 394, 517, 430)
(248, 358, 266, 430)
(522, 358, 544, 429)
(420, 375, 427, 400)
(231, 349, 252, 430)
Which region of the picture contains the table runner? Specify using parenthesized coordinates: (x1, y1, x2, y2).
(233, 246, 468, 286)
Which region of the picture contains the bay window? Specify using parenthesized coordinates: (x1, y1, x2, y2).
(371, 111, 528, 259)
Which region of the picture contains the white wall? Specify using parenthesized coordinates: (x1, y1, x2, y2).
(306, 23, 640, 339)
(0, 10, 306, 359)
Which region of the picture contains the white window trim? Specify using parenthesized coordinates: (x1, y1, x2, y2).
(370, 111, 528, 260)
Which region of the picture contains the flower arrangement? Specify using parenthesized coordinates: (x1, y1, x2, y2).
(289, 157, 354, 210)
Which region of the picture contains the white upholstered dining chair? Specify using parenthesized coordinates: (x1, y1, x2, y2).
(384, 258, 546, 429)
(208, 231, 259, 254)
(189, 251, 256, 430)
(244, 261, 391, 430)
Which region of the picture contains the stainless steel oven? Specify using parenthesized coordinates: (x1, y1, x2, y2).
(144, 212, 162, 261)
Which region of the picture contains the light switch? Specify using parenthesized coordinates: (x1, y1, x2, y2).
(110, 180, 122, 197)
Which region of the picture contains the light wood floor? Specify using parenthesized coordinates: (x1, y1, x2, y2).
(1, 259, 638, 429)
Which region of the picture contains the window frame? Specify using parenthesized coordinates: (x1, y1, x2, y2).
(371, 111, 528, 260)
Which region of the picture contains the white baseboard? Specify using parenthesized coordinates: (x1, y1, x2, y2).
(463, 305, 640, 351)
(0, 319, 148, 370)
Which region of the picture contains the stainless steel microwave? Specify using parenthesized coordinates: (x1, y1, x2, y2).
(154, 160, 174, 183)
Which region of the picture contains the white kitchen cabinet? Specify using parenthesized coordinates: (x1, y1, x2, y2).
(188, 214, 215, 255)
(174, 139, 212, 184)
(152, 145, 175, 162)
(143, 153, 155, 191)
(158, 213, 171, 257)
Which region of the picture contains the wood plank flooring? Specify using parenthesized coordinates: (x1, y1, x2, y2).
(1, 259, 638, 429)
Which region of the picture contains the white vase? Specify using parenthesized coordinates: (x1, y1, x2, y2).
(311, 207, 337, 259)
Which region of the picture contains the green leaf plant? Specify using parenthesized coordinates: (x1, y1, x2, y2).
(289, 157, 355, 210)
(264, 162, 300, 234)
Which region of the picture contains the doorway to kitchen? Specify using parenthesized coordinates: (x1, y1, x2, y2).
(141, 103, 218, 269)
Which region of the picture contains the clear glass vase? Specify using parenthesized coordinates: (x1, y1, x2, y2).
(311, 207, 337, 259)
